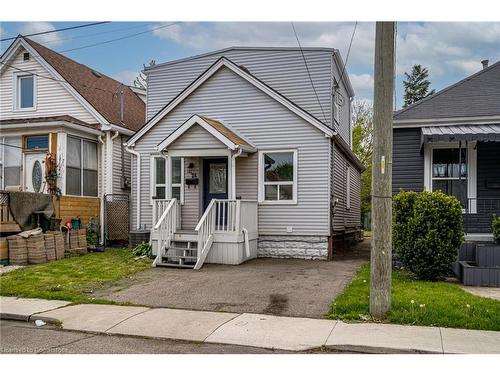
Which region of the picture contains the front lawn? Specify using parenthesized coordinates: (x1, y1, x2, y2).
(329, 264, 500, 331)
(0, 249, 151, 304)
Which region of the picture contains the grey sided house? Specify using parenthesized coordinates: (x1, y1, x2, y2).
(393, 59, 500, 241)
(125, 47, 364, 269)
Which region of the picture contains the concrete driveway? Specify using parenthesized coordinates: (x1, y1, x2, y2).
(97, 243, 368, 319)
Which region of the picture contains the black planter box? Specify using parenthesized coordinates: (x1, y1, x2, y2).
(459, 261, 500, 287)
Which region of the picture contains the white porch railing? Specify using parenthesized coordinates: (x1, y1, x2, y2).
(194, 199, 257, 270)
(151, 198, 178, 266)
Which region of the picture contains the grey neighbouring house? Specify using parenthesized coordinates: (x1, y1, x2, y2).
(393, 59, 500, 242)
(125, 47, 364, 269)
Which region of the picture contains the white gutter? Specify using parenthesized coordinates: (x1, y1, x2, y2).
(125, 146, 141, 230)
(98, 134, 106, 244)
(231, 147, 243, 199)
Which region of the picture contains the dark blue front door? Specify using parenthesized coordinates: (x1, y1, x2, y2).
(202, 158, 228, 211)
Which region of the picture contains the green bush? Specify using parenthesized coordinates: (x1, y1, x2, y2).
(493, 214, 500, 244)
(132, 241, 152, 257)
(393, 190, 464, 281)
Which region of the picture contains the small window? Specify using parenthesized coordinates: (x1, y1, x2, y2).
(16, 74, 35, 109)
(334, 91, 340, 124)
(66, 136, 98, 197)
(259, 150, 297, 204)
(431, 147, 468, 206)
(0, 136, 22, 189)
(23, 52, 30, 61)
(171, 157, 184, 203)
(153, 157, 166, 199)
(346, 166, 351, 210)
(25, 135, 49, 150)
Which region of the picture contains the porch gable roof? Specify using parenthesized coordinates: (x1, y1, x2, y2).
(157, 114, 257, 152)
(421, 123, 500, 143)
(127, 56, 335, 146)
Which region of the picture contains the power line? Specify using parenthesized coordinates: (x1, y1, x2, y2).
(338, 22, 358, 91)
(60, 22, 181, 53)
(291, 22, 328, 124)
(0, 22, 110, 42)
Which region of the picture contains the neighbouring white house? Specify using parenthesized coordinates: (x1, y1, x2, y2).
(126, 47, 364, 269)
(0, 36, 145, 240)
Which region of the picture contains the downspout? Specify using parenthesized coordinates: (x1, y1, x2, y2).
(126, 146, 141, 230)
(107, 130, 119, 195)
(98, 134, 106, 245)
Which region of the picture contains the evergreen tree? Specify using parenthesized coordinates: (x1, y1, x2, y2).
(402, 64, 435, 107)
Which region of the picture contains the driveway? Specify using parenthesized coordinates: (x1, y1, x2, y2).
(97, 241, 368, 319)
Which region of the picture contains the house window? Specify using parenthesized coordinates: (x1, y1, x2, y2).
(152, 156, 166, 199)
(334, 90, 340, 124)
(25, 135, 49, 150)
(0, 136, 22, 189)
(15, 74, 35, 110)
(431, 147, 468, 206)
(66, 136, 98, 197)
(171, 157, 184, 203)
(258, 150, 297, 204)
(346, 166, 351, 210)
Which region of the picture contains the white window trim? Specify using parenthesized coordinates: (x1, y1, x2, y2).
(258, 149, 298, 205)
(346, 165, 351, 210)
(66, 136, 98, 198)
(150, 154, 167, 205)
(423, 141, 477, 213)
(12, 71, 37, 112)
(170, 157, 184, 205)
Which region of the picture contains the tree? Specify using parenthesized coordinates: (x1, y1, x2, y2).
(351, 100, 373, 219)
(133, 60, 156, 90)
(402, 64, 435, 107)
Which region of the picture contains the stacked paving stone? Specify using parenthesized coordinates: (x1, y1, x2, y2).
(65, 229, 86, 257)
(54, 232, 65, 260)
(27, 234, 46, 264)
(44, 233, 57, 261)
(7, 235, 28, 265)
(77, 229, 88, 255)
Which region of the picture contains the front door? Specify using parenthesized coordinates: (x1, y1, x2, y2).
(202, 158, 228, 211)
(24, 152, 46, 193)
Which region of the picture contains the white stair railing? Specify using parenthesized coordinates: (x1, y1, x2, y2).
(194, 199, 216, 270)
(152, 198, 178, 266)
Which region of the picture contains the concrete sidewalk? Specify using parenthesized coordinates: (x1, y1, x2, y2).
(1, 296, 500, 354)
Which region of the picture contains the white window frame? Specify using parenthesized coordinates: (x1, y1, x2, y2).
(170, 157, 184, 205)
(424, 141, 477, 213)
(150, 154, 167, 204)
(65, 136, 98, 198)
(258, 149, 298, 205)
(13, 72, 36, 111)
(346, 165, 351, 210)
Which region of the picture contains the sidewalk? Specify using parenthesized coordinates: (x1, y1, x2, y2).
(1, 296, 500, 354)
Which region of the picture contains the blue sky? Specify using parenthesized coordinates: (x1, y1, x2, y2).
(1, 21, 499, 109)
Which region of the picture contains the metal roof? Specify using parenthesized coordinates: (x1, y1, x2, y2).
(421, 124, 500, 143)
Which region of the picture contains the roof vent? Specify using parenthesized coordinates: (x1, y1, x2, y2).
(481, 59, 489, 69)
(91, 70, 102, 78)
(23, 52, 30, 61)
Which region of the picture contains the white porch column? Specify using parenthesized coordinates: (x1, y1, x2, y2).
(228, 153, 234, 200)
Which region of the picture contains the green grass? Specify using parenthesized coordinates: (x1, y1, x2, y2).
(329, 264, 500, 331)
(0, 249, 151, 304)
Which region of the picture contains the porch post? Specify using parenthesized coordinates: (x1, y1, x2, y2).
(228, 154, 234, 200)
(165, 153, 172, 199)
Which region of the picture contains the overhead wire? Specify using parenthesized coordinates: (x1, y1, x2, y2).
(0, 22, 110, 42)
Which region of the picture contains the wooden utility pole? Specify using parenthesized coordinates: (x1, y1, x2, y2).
(370, 21, 395, 319)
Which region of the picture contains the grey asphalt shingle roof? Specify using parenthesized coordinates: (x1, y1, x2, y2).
(394, 60, 500, 121)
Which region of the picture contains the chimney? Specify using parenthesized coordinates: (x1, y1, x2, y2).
(481, 59, 489, 69)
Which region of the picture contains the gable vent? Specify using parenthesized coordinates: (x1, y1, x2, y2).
(23, 52, 30, 61)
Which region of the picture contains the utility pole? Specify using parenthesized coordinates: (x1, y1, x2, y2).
(370, 21, 395, 319)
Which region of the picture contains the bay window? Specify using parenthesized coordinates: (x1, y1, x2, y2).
(66, 136, 98, 196)
(0, 136, 22, 189)
(258, 150, 297, 204)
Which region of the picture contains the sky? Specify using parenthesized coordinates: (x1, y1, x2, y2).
(1, 21, 499, 109)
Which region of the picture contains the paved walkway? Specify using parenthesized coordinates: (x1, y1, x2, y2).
(1, 296, 500, 354)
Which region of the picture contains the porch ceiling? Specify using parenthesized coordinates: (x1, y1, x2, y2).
(421, 124, 500, 143)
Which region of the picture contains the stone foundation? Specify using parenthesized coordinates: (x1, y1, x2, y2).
(257, 235, 329, 259)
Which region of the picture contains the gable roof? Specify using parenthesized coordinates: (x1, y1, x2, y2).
(1, 36, 145, 131)
(394, 61, 500, 123)
(157, 115, 256, 152)
(128, 56, 335, 146)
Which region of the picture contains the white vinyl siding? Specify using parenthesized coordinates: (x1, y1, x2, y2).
(132, 66, 330, 235)
(0, 47, 97, 123)
(112, 135, 131, 194)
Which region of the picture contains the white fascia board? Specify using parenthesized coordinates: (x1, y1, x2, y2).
(2, 38, 109, 126)
(129, 57, 334, 146)
(0, 121, 103, 136)
(393, 115, 500, 128)
(157, 114, 237, 151)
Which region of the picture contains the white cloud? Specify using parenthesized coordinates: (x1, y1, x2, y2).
(350, 73, 374, 100)
(19, 22, 64, 46)
(112, 70, 140, 85)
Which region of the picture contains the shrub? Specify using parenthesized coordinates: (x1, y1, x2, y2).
(132, 241, 152, 257)
(393, 190, 464, 281)
(493, 214, 500, 244)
